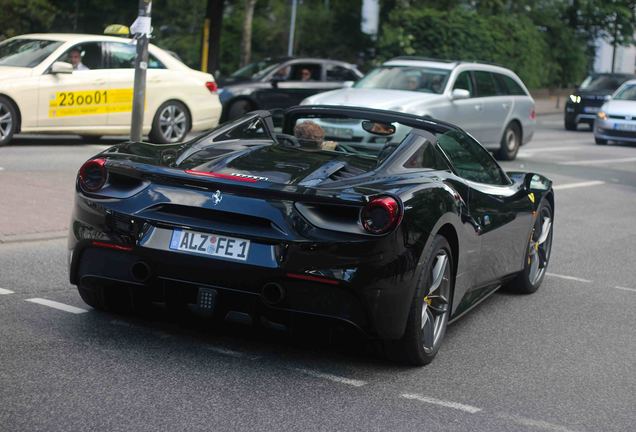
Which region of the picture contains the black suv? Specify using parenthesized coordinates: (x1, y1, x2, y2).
(565, 73, 636, 130)
(217, 57, 362, 121)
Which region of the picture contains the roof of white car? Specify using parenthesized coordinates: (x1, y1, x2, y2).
(383, 57, 514, 74)
(15, 33, 138, 44)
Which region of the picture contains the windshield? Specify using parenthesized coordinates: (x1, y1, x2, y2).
(579, 74, 632, 92)
(614, 84, 636, 101)
(354, 66, 450, 94)
(231, 58, 282, 80)
(0, 38, 63, 68)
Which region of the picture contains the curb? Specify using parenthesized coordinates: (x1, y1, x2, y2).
(0, 230, 68, 244)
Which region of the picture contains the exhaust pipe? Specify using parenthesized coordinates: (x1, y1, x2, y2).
(261, 282, 285, 305)
(130, 261, 152, 283)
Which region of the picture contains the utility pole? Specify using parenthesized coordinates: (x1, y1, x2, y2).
(287, 0, 298, 56)
(201, 0, 224, 74)
(130, 0, 152, 142)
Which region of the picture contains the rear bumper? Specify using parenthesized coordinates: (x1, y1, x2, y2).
(69, 221, 421, 340)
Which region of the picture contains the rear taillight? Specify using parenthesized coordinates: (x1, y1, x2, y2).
(205, 81, 218, 93)
(78, 158, 107, 192)
(530, 107, 536, 120)
(360, 196, 402, 235)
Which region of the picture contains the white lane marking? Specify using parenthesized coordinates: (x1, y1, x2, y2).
(25, 298, 88, 314)
(615, 286, 636, 293)
(519, 146, 580, 155)
(552, 180, 605, 191)
(294, 367, 367, 387)
(546, 273, 592, 283)
(495, 412, 580, 432)
(559, 156, 636, 166)
(401, 393, 482, 414)
(0, 287, 15, 295)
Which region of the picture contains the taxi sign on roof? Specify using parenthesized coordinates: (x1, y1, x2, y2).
(104, 24, 130, 36)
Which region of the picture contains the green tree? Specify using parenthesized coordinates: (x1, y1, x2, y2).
(0, 0, 57, 39)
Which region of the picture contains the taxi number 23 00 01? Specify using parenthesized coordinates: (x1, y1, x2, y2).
(58, 90, 108, 106)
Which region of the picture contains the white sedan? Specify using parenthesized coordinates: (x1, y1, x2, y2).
(0, 33, 222, 146)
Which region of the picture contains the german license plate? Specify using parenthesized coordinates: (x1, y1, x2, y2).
(614, 123, 636, 131)
(583, 106, 600, 113)
(169, 229, 250, 261)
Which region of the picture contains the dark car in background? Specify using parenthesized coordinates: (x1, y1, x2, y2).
(565, 72, 636, 130)
(217, 57, 362, 121)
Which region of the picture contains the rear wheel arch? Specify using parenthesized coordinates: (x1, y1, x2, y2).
(0, 94, 21, 132)
(437, 223, 459, 279)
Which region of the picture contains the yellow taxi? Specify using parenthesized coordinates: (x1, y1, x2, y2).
(0, 33, 222, 146)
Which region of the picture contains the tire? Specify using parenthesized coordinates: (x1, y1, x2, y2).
(149, 100, 190, 144)
(0, 96, 18, 147)
(595, 137, 608, 145)
(564, 117, 576, 131)
(504, 200, 553, 294)
(385, 235, 454, 366)
(496, 122, 521, 161)
(226, 99, 254, 121)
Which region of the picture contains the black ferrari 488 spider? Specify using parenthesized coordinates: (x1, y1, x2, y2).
(69, 105, 554, 365)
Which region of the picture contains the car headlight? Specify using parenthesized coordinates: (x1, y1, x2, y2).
(597, 111, 607, 120)
(569, 94, 581, 103)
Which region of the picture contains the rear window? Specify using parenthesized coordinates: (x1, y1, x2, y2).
(494, 73, 527, 96)
(0, 38, 63, 68)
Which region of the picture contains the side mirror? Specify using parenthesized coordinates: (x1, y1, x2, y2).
(342, 81, 354, 88)
(51, 61, 73, 74)
(451, 88, 470, 100)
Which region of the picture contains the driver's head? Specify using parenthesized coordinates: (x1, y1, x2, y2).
(294, 121, 325, 149)
(69, 48, 82, 66)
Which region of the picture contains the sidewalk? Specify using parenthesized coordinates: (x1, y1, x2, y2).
(534, 96, 565, 116)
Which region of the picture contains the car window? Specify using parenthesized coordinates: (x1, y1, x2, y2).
(473, 71, 498, 97)
(403, 140, 450, 170)
(214, 117, 271, 142)
(436, 130, 509, 185)
(105, 42, 165, 69)
(58, 42, 104, 70)
(614, 84, 636, 100)
(0, 38, 63, 68)
(494, 73, 527, 96)
(355, 66, 450, 94)
(326, 64, 359, 82)
(452, 71, 473, 97)
(288, 63, 322, 81)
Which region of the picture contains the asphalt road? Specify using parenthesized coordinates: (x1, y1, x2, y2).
(1, 118, 635, 432)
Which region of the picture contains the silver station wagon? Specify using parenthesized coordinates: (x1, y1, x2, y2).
(302, 57, 536, 160)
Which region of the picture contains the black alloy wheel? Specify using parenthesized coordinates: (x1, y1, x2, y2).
(504, 200, 553, 294)
(0, 96, 18, 146)
(387, 235, 453, 366)
(496, 122, 521, 161)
